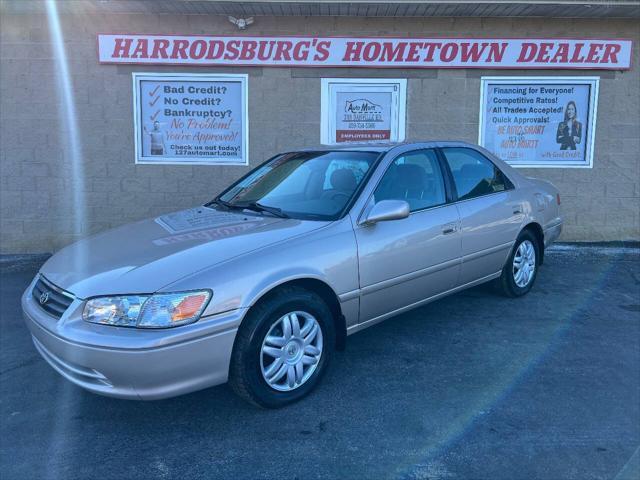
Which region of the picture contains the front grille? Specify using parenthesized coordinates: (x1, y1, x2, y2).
(32, 276, 74, 319)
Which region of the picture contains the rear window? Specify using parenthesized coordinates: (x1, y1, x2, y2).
(442, 148, 511, 201)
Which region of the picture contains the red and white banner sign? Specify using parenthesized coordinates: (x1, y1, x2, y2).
(98, 34, 633, 70)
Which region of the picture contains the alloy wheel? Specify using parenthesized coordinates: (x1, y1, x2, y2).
(260, 311, 323, 392)
(513, 239, 536, 288)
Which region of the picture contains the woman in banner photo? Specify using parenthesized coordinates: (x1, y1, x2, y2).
(556, 100, 583, 150)
(144, 120, 166, 156)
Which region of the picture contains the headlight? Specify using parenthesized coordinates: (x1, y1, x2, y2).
(83, 290, 211, 328)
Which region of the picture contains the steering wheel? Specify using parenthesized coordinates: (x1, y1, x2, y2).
(331, 191, 351, 203)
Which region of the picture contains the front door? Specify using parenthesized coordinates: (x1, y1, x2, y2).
(353, 149, 462, 323)
(441, 147, 522, 285)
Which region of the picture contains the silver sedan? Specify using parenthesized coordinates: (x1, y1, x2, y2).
(22, 141, 562, 407)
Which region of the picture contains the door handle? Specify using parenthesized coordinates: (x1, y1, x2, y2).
(513, 207, 522, 215)
(442, 223, 457, 235)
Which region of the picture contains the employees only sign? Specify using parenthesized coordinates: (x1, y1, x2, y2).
(335, 92, 393, 142)
(321, 79, 407, 145)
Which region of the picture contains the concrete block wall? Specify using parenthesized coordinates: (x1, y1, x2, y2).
(1, 13, 638, 253)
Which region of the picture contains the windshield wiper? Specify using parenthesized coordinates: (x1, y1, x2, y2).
(206, 199, 288, 218)
(205, 198, 237, 210)
(238, 202, 289, 218)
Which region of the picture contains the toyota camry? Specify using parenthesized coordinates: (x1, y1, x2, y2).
(22, 141, 562, 407)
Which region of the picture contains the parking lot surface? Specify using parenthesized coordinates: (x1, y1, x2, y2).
(1, 246, 639, 480)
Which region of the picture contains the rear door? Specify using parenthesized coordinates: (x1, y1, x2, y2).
(353, 148, 462, 323)
(440, 147, 522, 286)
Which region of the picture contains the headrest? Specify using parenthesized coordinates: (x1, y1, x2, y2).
(395, 164, 426, 189)
(461, 164, 489, 179)
(330, 168, 357, 192)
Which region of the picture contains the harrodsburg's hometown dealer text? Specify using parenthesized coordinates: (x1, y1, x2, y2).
(133, 73, 248, 165)
(101, 35, 632, 69)
(479, 77, 599, 168)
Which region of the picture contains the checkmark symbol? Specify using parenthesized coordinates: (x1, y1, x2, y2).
(149, 85, 161, 97)
(149, 96, 160, 107)
(150, 110, 160, 121)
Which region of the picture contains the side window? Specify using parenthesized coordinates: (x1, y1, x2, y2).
(442, 148, 509, 201)
(373, 149, 446, 212)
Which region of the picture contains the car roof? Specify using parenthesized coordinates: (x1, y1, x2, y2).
(294, 140, 479, 154)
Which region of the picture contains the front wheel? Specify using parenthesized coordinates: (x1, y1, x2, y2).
(498, 230, 540, 297)
(229, 286, 335, 408)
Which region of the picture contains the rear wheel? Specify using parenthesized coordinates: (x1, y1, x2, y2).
(498, 230, 540, 297)
(229, 286, 335, 408)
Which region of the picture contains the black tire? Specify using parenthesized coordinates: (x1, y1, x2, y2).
(498, 229, 541, 298)
(228, 286, 335, 408)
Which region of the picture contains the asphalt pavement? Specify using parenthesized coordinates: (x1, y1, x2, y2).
(1, 245, 639, 480)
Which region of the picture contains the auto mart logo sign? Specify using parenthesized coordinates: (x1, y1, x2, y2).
(98, 34, 632, 70)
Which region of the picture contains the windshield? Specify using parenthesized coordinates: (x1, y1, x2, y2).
(216, 151, 379, 220)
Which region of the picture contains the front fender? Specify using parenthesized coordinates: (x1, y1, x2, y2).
(162, 217, 360, 322)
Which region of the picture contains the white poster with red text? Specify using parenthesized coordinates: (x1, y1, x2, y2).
(479, 76, 599, 168)
(321, 79, 407, 145)
(132, 73, 248, 165)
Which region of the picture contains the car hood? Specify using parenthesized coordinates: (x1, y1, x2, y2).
(41, 207, 326, 298)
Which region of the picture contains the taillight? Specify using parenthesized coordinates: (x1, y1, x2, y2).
(556, 193, 561, 205)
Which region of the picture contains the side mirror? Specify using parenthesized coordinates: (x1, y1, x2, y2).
(362, 200, 410, 225)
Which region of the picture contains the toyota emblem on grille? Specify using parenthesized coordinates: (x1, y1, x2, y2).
(39, 291, 50, 305)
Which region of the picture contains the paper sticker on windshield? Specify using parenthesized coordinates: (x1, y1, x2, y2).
(155, 208, 244, 234)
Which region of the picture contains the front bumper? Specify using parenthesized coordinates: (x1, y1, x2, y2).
(22, 278, 244, 400)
